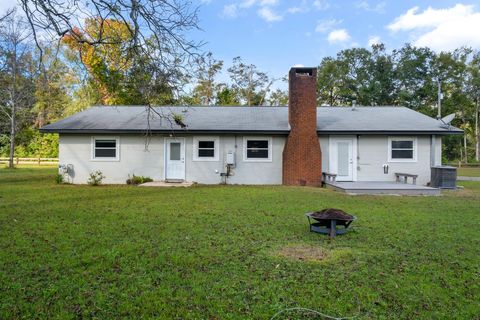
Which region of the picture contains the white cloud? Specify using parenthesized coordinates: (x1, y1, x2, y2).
(286, 6, 302, 14)
(258, 6, 282, 22)
(355, 1, 386, 14)
(368, 35, 381, 46)
(222, 4, 239, 18)
(313, 0, 330, 10)
(259, 0, 278, 6)
(241, 0, 257, 8)
(327, 29, 351, 43)
(285, 0, 309, 15)
(315, 18, 341, 33)
(223, 0, 286, 22)
(388, 4, 480, 51)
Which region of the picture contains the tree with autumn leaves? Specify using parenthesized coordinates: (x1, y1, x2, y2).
(62, 18, 176, 106)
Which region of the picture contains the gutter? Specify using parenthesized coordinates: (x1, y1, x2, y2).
(40, 128, 463, 136)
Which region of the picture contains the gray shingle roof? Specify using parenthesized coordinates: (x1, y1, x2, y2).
(40, 105, 463, 135)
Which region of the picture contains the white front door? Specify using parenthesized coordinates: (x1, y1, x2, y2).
(165, 138, 185, 180)
(330, 136, 356, 181)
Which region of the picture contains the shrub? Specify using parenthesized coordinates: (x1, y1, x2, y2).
(55, 174, 64, 184)
(126, 175, 153, 185)
(88, 170, 105, 186)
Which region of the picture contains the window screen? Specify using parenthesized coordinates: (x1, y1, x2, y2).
(391, 139, 414, 159)
(246, 139, 269, 159)
(198, 140, 215, 158)
(94, 139, 117, 158)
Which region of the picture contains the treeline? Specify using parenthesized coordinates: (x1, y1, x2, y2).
(0, 11, 288, 163)
(0, 11, 479, 163)
(316, 44, 480, 162)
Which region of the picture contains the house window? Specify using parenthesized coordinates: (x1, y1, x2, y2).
(92, 137, 119, 161)
(193, 136, 219, 161)
(388, 137, 416, 162)
(244, 137, 272, 161)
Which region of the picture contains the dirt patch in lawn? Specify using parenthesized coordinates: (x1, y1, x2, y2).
(277, 244, 329, 262)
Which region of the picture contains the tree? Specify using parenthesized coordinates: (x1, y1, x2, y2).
(434, 49, 472, 162)
(0, 11, 35, 168)
(467, 52, 480, 161)
(20, 0, 201, 115)
(192, 52, 223, 105)
(216, 85, 239, 106)
(268, 88, 288, 106)
(33, 46, 73, 127)
(317, 57, 344, 105)
(392, 45, 437, 112)
(367, 44, 396, 105)
(227, 56, 269, 106)
(335, 47, 372, 105)
(317, 47, 388, 106)
(62, 18, 177, 105)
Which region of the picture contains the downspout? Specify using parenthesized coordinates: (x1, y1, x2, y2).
(430, 134, 437, 167)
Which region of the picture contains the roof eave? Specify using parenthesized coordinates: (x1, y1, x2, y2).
(316, 130, 463, 135)
(39, 128, 291, 135)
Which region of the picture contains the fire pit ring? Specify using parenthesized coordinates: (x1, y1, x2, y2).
(306, 209, 356, 238)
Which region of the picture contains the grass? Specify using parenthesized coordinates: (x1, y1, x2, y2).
(1, 167, 479, 319)
(457, 166, 480, 177)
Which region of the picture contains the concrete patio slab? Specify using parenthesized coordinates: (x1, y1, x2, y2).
(139, 181, 194, 187)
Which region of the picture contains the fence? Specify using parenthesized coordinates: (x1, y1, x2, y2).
(446, 162, 480, 168)
(0, 157, 59, 165)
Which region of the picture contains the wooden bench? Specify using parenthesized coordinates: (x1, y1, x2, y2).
(395, 172, 418, 185)
(322, 172, 337, 183)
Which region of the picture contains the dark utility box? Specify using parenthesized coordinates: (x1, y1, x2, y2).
(431, 166, 457, 189)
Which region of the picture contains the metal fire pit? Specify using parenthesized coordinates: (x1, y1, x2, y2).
(306, 210, 356, 238)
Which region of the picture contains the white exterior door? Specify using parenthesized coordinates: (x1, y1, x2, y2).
(165, 138, 185, 180)
(330, 136, 356, 181)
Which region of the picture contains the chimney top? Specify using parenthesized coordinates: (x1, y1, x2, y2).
(290, 67, 315, 77)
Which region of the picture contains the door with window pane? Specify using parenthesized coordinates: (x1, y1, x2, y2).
(330, 137, 355, 181)
(165, 138, 185, 180)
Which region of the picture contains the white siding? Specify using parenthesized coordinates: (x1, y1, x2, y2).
(59, 134, 285, 184)
(356, 135, 437, 185)
(59, 133, 440, 186)
(319, 135, 329, 173)
(59, 135, 165, 184)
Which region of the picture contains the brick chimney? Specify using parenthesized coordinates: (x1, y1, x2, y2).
(282, 67, 322, 186)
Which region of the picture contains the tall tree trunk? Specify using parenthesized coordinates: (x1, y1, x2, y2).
(476, 97, 479, 161)
(460, 141, 463, 163)
(461, 109, 468, 163)
(8, 42, 17, 168)
(9, 108, 15, 168)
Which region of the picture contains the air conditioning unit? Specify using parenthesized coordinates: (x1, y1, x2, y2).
(431, 166, 457, 189)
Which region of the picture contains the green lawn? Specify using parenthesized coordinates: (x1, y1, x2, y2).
(1, 167, 479, 319)
(457, 166, 480, 177)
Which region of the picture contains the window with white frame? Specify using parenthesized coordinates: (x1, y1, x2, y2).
(92, 137, 119, 161)
(193, 136, 219, 161)
(244, 137, 272, 161)
(388, 137, 416, 162)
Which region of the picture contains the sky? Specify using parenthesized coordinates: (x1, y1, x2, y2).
(191, 0, 480, 86)
(1, 0, 480, 89)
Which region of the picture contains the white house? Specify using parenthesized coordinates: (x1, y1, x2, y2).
(40, 67, 462, 187)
